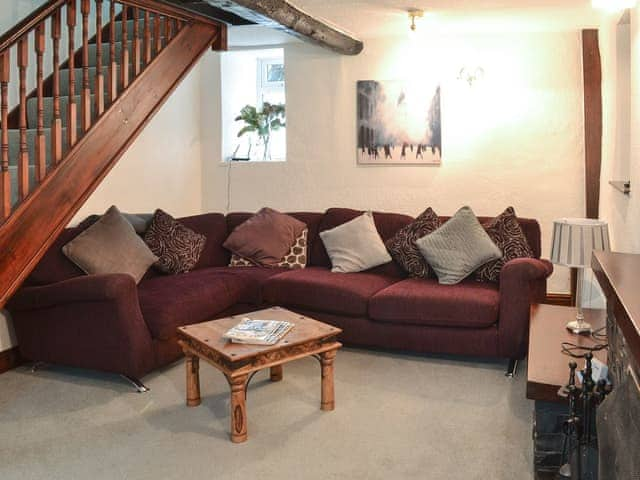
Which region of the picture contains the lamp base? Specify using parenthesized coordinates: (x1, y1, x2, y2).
(566, 320, 592, 335)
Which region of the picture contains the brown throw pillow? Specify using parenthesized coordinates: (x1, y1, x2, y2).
(385, 207, 441, 278)
(63, 205, 158, 283)
(229, 229, 308, 269)
(144, 209, 206, 274)
(475, 207, 534, 283)
(223, 208, 307, 267)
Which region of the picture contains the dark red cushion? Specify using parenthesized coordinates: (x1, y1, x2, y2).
(369, 278, 500, 328)
(27, 227, 85, 285)
(262, 266, 398, 316)
(226, 212, 324, 268)
(194, 266, 287, 304)
(310, 208, 414, 277)
(137, 268, 251, 340)
(178, 213, 229, 269)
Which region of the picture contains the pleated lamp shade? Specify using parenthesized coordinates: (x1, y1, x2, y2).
(550, 218, 611, 268)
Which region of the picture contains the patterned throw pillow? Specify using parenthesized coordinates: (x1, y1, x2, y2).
(385, 207, 441, 278)
(229, 229, 308, 269)
(144, 209, 206, 274)
(475, 207, 534, 283)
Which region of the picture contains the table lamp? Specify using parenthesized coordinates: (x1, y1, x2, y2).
(550, 218, 610, 334)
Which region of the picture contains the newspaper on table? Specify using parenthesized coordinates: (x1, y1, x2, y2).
(223, 318, 294, 346)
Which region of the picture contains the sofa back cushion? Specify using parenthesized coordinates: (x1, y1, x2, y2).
(174, 213, 229, 269)
(439, 215, 542, 259)
(28, 227, 87, 285)
(226, 212, 324, 267)
(310, 208, 414, 278)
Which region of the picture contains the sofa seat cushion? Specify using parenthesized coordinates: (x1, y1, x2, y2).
(138, 269, 254, 340)
(196, 266, 288, 305)
(262, 266, 398, 317)
(369, 278, 500, 328)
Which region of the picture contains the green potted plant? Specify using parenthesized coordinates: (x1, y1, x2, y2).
(235, 102, 286, 161)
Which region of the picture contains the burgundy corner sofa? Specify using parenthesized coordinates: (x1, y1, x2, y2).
(7, 208, 553, 387)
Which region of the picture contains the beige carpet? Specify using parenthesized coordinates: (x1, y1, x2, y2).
(0, 348, 533, 480)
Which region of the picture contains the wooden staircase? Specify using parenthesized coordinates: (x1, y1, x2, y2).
(0, 0, 226, 307)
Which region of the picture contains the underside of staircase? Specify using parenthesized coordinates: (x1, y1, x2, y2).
(0, 0, 226, 308)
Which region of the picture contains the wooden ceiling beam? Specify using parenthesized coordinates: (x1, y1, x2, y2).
(165, 0, 364, 55)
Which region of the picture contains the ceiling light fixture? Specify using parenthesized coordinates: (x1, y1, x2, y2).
(408, 9, 424, 31)
(592, 0, 637, 12)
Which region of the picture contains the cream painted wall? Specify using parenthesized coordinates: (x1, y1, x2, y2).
(202, 32, 587, 293)
(600, 7, 640, 254)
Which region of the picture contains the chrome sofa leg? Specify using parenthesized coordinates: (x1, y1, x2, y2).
(31, 361, 46, 372)
(121, 375, 150, 393)
(505, 359, 518, 378)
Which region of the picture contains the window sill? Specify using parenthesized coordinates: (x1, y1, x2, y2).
(221, 159, 286, 165)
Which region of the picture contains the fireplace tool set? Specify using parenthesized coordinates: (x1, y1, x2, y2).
(557, 353, 611, 480)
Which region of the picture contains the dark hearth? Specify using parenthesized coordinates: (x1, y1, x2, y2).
(597, 372, 640, 479)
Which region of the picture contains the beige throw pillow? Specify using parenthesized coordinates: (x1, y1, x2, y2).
(319, 211, 392, 273)
(415, 206, 502, 285)
(63, 205, 158, 283)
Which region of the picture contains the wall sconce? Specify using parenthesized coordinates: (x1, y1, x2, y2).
(458, 66, 485, 87)
(408, 9, 424, 32)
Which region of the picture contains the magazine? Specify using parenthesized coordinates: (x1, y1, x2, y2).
(223, 318, 294, 346)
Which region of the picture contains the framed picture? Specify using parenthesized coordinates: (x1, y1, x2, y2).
(357, 80, 441, 165)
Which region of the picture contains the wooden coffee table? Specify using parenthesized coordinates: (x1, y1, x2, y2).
(176, 307, 342, 443)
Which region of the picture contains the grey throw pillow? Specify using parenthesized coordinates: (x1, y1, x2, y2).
(63, 205, 158, 283)
(415, 206, 502, 285)
(319, 211, 392, 273)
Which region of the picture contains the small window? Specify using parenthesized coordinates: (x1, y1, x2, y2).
(221, 48, 286, 162)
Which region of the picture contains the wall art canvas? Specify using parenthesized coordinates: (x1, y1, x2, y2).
(357, 79, 441, 165)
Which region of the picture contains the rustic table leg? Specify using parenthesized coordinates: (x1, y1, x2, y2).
(270, 364, 283, 382)
(185, 354, 201, 407)
(320, 350, 337, 411)
(228, 374, 249, 443)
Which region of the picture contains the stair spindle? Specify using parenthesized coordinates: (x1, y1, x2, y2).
(51, 9, 63, 164)
(95, 0, 104, 115)
(171, 18, 178, 40)
(35, 23, 46, 182)
(154, 13, 161, 56)
(0, 53, 10, 219)
(81, 0, 91, 133)
(143, 10, 151, 66)
(18, 38, 29, 200)
(109, 0, 117, 102)
(121, 6, 129, 89)
(67, 0, 77, 147)
(164, 15, 171, 47)
(132, 7, 140, 76)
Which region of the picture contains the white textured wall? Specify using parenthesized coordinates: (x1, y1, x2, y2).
(202, 32, 587, 293)
(600, 8, 640, 254)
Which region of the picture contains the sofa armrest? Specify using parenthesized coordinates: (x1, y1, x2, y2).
(498, 258, 554, 359)
(7, 274, 155, 378)
(8, 274, 139, 311)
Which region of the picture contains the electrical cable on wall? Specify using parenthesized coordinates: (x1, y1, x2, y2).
(225, 160, 232, 214)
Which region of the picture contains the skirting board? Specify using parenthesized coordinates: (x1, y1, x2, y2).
(0, 347, 22, 374)
(543, 293, 573, 307)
